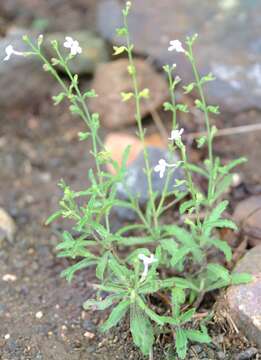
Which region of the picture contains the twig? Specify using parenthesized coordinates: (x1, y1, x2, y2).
(185, 123, 261, 140)
(149, 107, 169, 145)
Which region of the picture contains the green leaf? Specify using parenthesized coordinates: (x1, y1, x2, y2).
(136, 296, 169, 325)
(185, 329, 211, 343)
(210, 239, 232, 262)
(200, 72, 216, 85)
(231, 272, 253, 285)
(61, 258, 96, 282)
(130, 304, 154, 355)
(108, 257, 131, 282)
(52, 92, 66, 105)
(175, 328, 188, 360)
(83, 89, 97, 99)
(83, 294, 121, 311)
(207, 105, 220, 114)
(139, 88, 150, 99)
(183, 82, 195, 94)
(113, 45, 126, 55)
(163, 101, 175, 112)
(219, 157, 247, 174)
(179, 200, 195, 215)
(176, 104, 189, 113)
(186, 163, 209, 178)
(78, 131, 90, 141)
(212, 219, 238, 231)
(195, 99, 204, 111)
(45, 210, 63, 225)
(121, 91, 134, 102)
(179, 308, 195, 324)
(211, 174, 233, 202)
(100, 299, 130, 332)
(96, 251, 109, 280)
(116, 27, 128, 36)
(196, 136, 207, 149)
(207, 263, 230, 281)
(116, 236, 155, 246)
(207, 200, 228, 223)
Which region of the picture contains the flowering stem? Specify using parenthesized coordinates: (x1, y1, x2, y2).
(186, 42, 214, 200)
(123, 13, 158, 231)
(156, 66, 178, 217)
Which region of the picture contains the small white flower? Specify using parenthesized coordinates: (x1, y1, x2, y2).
(168, 128, 184, 142)
(168, 40, 185, 53)
(154, 159, 168, 178)
(3, 45, 24, 61)
(35, 311, 43, 319)
(2, 273, 17, 282)
(63, 36, 82, 56)
(138, 253, 157, 282)
(154, 158, 178, 178)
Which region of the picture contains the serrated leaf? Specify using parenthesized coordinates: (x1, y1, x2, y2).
(83, 294, 121, 311)
(100, 299, 130, 332)
(96, 251, 109, 280)
(108, 257, 131, 282)
(61, 258, 96, 282)
(207, 105, 220, 114)
(207, 263, 230, 281)
(219, 157, 247, 174)
(183, 82, 195, 94)
(130, 304, 154, 355)
(176, 104, 189, 113)
(185, 329, 211, 343)
(136, 296, 169, 325)
(175, 328, 188, 359)
(163, 101, 175, 112)
(210, 239, 232, 262)
(179, 200, 195, 215)
(178, 308, 195, 324)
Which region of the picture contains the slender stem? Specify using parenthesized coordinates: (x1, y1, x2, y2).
(123, 14, 158, 231)
(187, 43, 213, 200)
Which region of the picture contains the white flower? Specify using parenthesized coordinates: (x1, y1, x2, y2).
(168, 40, 185, 53)
(154, 159, 168, 178)
(168, 128, 184, 142)
(3, 45, 24, 61)
(154, 158, 178, 178)
(138, 253, 157, 282)
(63, 36, 82, 56)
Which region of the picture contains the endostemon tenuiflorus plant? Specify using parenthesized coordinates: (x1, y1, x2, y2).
(4, 2, 252, 359)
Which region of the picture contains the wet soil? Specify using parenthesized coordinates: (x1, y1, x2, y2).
(0, 1, 261, 359)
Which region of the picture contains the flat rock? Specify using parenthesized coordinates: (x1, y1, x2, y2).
(114, 146, 185, 220)
(227, 246, 261, 348)
(0, 207, 16, 243)
(43, 31, 109, 74)
(0, 28, 53, 109)
(98, 0, 261, 112)
(88, 59, 169, 128)
(233, 195, 261, 247)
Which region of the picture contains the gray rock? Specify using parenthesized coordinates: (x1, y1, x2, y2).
(233, 347, 258, 360)
(227, 246, 261, 348)
(114, 146, 185, 220)
(0, 29, 53, 109)
(233, 195, 261, 247)
(98, 0, 261, 112)
(43, 31, 109, 74)
(88, 58, 169, 128)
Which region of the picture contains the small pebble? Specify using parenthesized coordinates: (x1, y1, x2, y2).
(2, 274, 17, 282)
(35, 311, 43, 319)
(234, 347, 258, 360)
(217, 351, 226, 360)
(84, 331, 95, 339)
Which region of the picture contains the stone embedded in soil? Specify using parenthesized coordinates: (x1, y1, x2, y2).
(98, 0, 261, 112)
(88, 58, 169, 129)
(43, 31, 109, 74)
(0, 208, 16, 243)
(114, 146, 185, 221)
(233, 195, 261, 247)
(0, 28, 54, 110)
(104, 132, 166, 174)
(226, 246, 261, 349)
(234, 347, 258, 360)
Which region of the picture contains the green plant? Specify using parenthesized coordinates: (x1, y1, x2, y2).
(4, 2, 252, 358)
